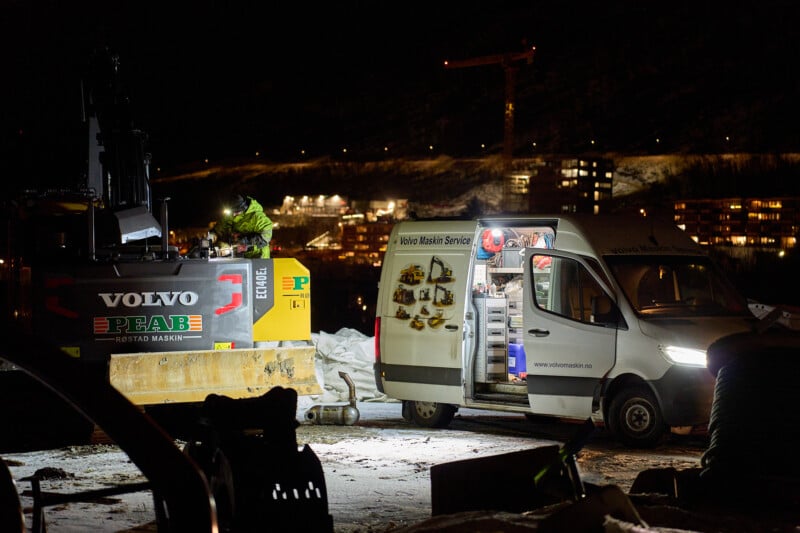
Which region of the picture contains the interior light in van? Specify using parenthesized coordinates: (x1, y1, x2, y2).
(659, 345, 707, 367)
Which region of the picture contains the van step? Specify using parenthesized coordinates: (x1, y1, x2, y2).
(476, 382, 528, 394)
(490, 382, 528, 395)
(473, 393, 529, 405)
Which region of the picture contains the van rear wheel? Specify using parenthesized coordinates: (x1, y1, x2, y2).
(608, 385, 666, 448)
(409, 401, 456, 428)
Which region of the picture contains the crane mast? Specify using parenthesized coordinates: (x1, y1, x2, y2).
(444, 46, 536, 170)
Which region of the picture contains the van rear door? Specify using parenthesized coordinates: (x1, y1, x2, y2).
(522, 249, 618, 417)
(378, 221, 475, 404)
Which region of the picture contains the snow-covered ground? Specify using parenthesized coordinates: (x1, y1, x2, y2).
(4, 328, 798, 532)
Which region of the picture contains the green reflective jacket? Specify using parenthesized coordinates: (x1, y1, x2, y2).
(215, 197, 273, 258)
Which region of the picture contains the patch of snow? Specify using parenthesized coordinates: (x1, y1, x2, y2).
(300, 328, 391, 412)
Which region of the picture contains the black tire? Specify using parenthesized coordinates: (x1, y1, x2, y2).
(608, 385, 666, 448)
(409, 401, 456, 428)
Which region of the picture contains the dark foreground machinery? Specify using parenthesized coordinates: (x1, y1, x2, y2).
(185, 388, 333, 532)
(0, 333, 333, 532)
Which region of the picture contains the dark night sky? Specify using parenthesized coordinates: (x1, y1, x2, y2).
(3, 1, 800, 189)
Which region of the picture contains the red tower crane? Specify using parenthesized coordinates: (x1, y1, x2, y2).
(444, 45, 536, 169)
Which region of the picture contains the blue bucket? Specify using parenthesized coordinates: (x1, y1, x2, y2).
(508, 343, 526, 377)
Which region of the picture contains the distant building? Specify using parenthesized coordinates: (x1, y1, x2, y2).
(528, 157, 614, 214)
(674, 197, 799, 251)
(502, 173, 531, 213)
(279, 194, 349, 215)
(339, 221, 394, 266)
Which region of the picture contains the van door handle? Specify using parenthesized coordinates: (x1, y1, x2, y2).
(445, 325, 458, 331)
(528, 328, 549, 337)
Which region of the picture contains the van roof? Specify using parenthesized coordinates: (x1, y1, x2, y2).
(479, 214, 702, 257)
(395, 214, 703, 258)
(555, 214, 702, 257)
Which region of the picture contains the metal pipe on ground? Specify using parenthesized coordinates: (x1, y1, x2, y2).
(304, 371, 360, 425)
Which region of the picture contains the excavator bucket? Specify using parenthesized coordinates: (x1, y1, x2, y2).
(183, 387, 333, 532)
(108, 345, 320, 405)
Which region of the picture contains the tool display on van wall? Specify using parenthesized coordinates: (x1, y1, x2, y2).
(392, 257, 456, 331)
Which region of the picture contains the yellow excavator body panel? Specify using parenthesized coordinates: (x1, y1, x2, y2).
(109, 344, 320, 405)
(253, 258, 311, 342)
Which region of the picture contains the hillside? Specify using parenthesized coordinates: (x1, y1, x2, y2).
(153, 153, 800, 228)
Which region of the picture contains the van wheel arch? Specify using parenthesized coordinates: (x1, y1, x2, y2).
(604, 377, 666, 448)
(408, 401, 456, 428)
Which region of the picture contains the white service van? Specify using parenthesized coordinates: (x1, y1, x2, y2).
(373, 214, 756, 447)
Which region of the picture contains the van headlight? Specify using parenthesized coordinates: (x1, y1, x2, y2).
(659, 345, 707, 367)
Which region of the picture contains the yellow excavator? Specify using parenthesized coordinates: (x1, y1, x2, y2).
(0, 48, 319, 424)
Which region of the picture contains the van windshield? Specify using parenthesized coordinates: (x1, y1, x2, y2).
(604, 255, 749, 317)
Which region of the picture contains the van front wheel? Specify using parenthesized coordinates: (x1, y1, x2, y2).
(608, 385, 666, 448)
(410, 401, 456, 428)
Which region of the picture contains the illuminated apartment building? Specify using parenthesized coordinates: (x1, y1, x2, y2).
(529, 157, 614, 214)
(674, 197, 800, 251)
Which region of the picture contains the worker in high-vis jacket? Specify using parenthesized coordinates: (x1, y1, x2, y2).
(211, 193, 273, 258)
